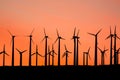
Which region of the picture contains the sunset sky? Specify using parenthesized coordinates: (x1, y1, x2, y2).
(0, 0, 120, 66)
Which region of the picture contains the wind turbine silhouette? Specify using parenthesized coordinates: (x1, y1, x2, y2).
(83, 47, 91, 66)
(31, 45, 43, 66)
(88, 29, 102, 66)
(76, 29, 81, 66)
(62, 45, 72, 66)
(50, 44, 57, 66)
(0, 45, 9, 66)
(72, 28, 77, 66)
(106, 26, 114, 65)
(8, 30, 16, 66)
(54, 29, 65, 66)
(98, 47, 108, 65)
(27, 28, 35, 66)
(113, 26, 120, 65)
(16, 48, 27, 66)
(42, 28, 49, 66)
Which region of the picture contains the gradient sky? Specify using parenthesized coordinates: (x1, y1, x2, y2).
(0, 0, 120, 66)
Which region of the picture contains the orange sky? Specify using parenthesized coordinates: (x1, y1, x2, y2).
(0, 0, 120, 66)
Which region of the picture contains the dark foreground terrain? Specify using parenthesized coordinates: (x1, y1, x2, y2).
(0, 65, 120, 79)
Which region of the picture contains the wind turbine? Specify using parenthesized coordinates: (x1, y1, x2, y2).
(113, 26, 120, 65)
(42, 28, 49, 66)
(8, 30, 16, 66)
(26, 28, 35, 66)
(62, 45, 72, 66)
(88, 29, 102, 66)
(83, 47, 91, 66)
(54, 29, 65, 66)
(50, 44, 57, 66)
(76, 29, 81, 66)
(0, 45, 9, 66)
(31, 45, 43, 66)
(72, 28, 77, 66)
(106, 26, 114, 65)
(98, 47, 108, 65)
(16, 48, 27, 66)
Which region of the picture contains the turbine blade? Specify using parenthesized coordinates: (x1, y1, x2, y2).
(62, 52, 66, 58)
(44, 28, 46, 36)
(31, 39, 35, 44)
(3, 44, 5, 51)
(56, 29, 59, 37)
(31, 53, 36, 56)
(114, 25, 116, 34)
(61, 37, 65, 40)
(64, 45, 67, 51)
(96, 29, 102, 35)
(54, 38, 58, 44)
(22, 50, 27, 53)
(77, 29, 80, 36)
(78, 40, 81, 45)
(68, 51, 72, 53)
(0, 52, 3, 54)
(30, 28, 35, 35)
(88, 47, 91, 53)
(97, 47, 102, 52)
(105, 49, 108, 52)
(73, 27, 76, 36)
(105, 35, 111, 40)
(54, 51, 57, 55)
(16, 48, 21, 53)
(7, 30, 13, 36)
(88, 54, 91, 60)
(41, 37, 45, 42)
(5, 53, 9, 56)
(116, 35, 120, 40)
(88, 32, 95, 36)
(38, 53, 43, 57)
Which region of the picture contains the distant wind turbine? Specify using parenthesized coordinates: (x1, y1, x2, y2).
(32, 45, 43, 66)
(83, 47, 91, 66)
(88, 29, 102, 66)
(62, 45, 72, 66)
(16, 48, 27, 66)
(0, 45, 9, 66)
(54, 29, 65, 66)
(42, 28, 49, 66)
(8, 30, 16, 66)
(113, 26, 120, 65)
(106, 26, 114, 65)
(98, 47, 108, 65)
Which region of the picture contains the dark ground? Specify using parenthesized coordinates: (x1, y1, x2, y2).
(0, 65, 120, 79)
